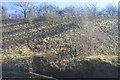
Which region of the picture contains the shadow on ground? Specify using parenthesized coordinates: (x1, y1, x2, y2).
(2, 55, 118, 78)
(32, 56, 118, 78)
(2, 58, 30, 78)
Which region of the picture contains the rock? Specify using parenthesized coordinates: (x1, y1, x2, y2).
(18, 50, 22, 54)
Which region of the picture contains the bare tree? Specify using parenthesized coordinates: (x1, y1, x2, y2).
(14, 2, 34, 19)
(35, 5, 43, 17)
(41, 4, 59, 20)
(64, 6, 76, 17)
(42, 4, 59, 14)
(88, 3, 98, 17)
(27, 9, 35, 22)
(105, 4, 117, 16)
(0, 5, 7, 20)
(57, 10, 65, 17)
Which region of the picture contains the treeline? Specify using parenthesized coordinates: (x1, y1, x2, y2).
(0, 2, 118, 22)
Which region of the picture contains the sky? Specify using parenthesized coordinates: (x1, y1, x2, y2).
(2, 1, 118, 8)
(0, 0, 119, 2)
(1, 0, 119, 13)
